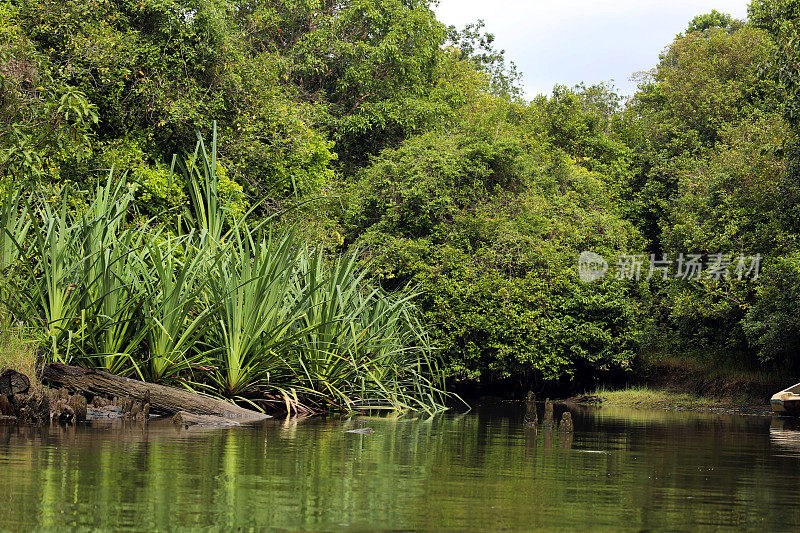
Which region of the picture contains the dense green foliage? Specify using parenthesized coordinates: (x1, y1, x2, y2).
(686, 9, 740, 33)
(343, 93, 643, 383)
(620, 4, 800, 370)
(750, 0, 800, 124)
(2, 0, 800, 401)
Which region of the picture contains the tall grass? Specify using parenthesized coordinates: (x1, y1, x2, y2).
(0, 129, 450, 414)
(0, 315, 41, 395)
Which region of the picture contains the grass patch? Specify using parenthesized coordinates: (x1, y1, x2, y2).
(592, 386, 740, 410)
(0, 325, 41, 394)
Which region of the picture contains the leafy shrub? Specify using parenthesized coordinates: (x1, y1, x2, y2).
(345, 102, 644, 384)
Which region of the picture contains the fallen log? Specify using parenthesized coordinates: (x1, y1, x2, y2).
(42, 363, 270, 421)
(0, 369, 30, 396)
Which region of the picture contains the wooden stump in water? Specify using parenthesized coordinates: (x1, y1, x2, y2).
(54, 399, 75, 423)
(542, 398, 554, 429)
(12, 392, 50, 423)
(40, 388, 91, 423)
(0, 370, 30, 396)
(0, 394, 15, 417)
(69, 393, 87, 422)
(559, 411, 574, 433)
(523, 391, 538, 427)
(91, 395, 112, 408)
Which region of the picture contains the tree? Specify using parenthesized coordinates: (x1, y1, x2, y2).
(446, 20, 523, 100)
(619, 8, 800, 367)
(12, 0, 335, 199)
(750, 0, 800, 126)
(237, 0, 449, 169)
(621, 24, 776, 251)
(686, 10, 737, 33)
(343, 87, 644, 386)
(0, 2, 97, 181)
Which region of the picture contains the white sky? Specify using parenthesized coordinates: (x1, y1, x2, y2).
(434, 0, 751, 98)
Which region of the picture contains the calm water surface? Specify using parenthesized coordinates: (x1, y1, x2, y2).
(2, 404, 800, 531)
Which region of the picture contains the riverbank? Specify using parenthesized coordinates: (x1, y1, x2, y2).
(586, 387, 771, 415)
(583, 355, 794, 416)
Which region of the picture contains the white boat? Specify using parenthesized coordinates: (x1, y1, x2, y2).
(771, 382, 800, 415)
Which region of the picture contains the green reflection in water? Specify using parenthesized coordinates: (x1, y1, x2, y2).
(1, 406, 800, 531)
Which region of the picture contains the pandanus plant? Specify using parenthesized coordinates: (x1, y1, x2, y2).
(0, 188, 32, 319)
(200, 228, 310, 400)
(132, 234, 213, 383)
(76, 227, 144, 374)
(25, 192, 85, 361)
(0, 188, 31, 275)
(74, 175, 142, 371)
(288, 248, 448, 413)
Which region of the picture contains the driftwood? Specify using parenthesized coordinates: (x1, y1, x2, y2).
(172, 411, 242, 428)
(0, 370, 30, 396)
(43, 363, 270, 421)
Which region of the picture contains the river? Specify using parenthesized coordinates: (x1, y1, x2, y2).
(1, 404, 799, 531)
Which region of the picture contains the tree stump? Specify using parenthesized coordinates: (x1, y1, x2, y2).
(541, 398, 554, 429)
(0, 394, 15, 417)
(69, 393, 87, 422)
(12, 392, 50, 423)
(523, 391, 538, 427)
(559, 411, 574, 433)
(0, 370, 30, 396)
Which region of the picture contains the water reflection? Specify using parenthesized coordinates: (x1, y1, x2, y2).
(1, 406, 799, 531)
(769, 417, 800, 457)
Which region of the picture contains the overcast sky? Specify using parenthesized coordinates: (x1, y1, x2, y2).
(434, 0, 751, 98)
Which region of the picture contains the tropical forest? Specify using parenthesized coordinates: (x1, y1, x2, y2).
(3, 1, 800, 529)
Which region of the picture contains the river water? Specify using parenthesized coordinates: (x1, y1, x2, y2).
(1, 404, 799, 531)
